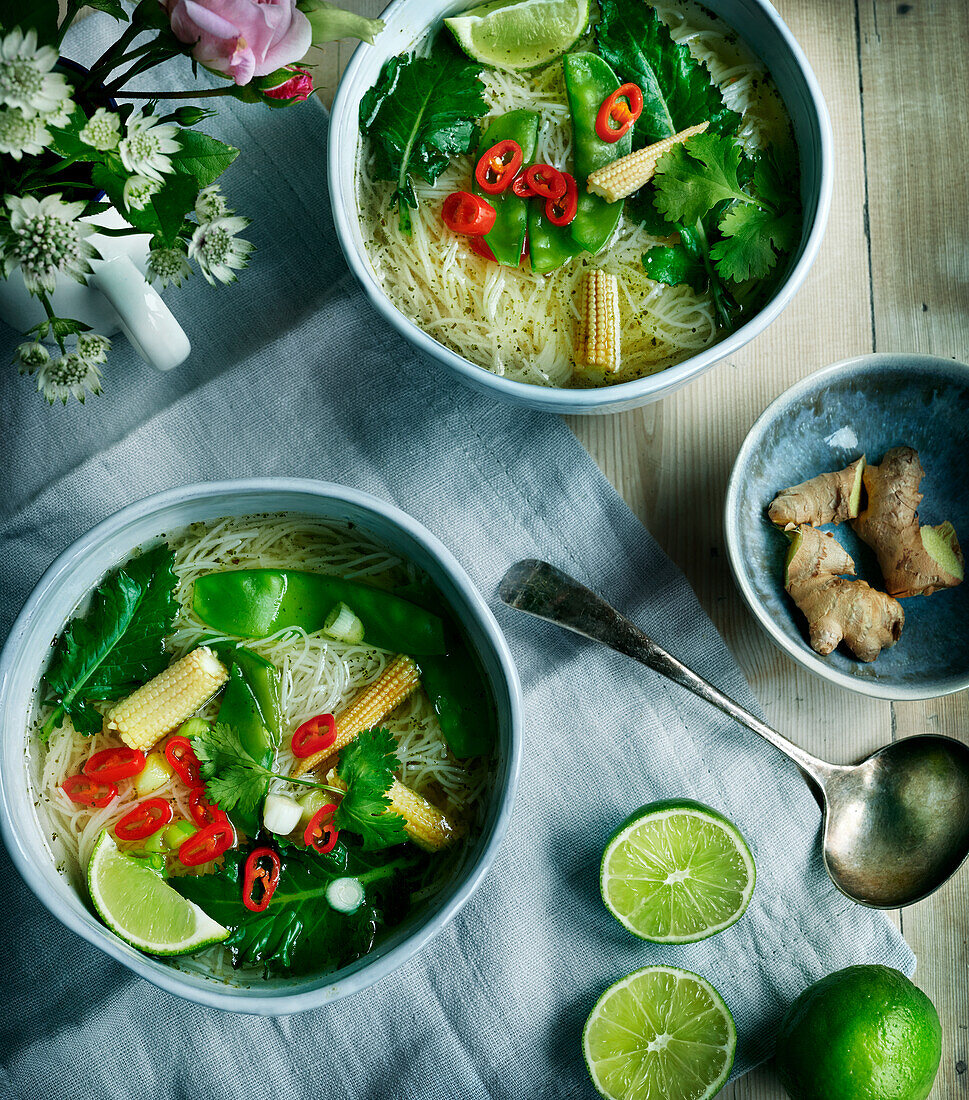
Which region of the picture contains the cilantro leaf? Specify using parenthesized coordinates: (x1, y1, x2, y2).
(359, 37, 487, 232)
(193, 722, 272, 820)
(42, 546, 178, 739)
(711, 203, 799, 282)
(642, 243, 706, 293)
(173, 841, 421, 976)
(652, 133, 749, 225)
(334, 728, 408, 850)
(595, 0, 740, 146)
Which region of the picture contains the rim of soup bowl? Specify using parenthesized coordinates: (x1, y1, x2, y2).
(0, 478, 522, 1014)
(328, 0, 834, 414)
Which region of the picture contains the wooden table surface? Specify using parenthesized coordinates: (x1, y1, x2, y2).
(312, 2, 969, 1095)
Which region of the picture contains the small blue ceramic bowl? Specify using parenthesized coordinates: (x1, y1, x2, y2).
(725, 354, 969, 699)
(329, 0, 832, 415)
(0, 480, 522, 1014)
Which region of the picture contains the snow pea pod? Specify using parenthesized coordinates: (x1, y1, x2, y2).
(193, 570, 447, 655)
(563, 53, 632, 255)
(528, 200, 576, 274)
(473, 110, 540, 266)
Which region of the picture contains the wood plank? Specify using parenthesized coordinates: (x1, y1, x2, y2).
(858, 2, 969, 1096)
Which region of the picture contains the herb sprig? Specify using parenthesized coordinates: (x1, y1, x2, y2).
(192, 724, 408, 849)
(359, 36, 488, 232)
(41, 544, 178, 738)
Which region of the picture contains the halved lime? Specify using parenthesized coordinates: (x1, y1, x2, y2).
(601, 799, 755, 944)
(583, 966, 736, 1100)
(445, 0, 590, 72)
(87, 831, 229, 956)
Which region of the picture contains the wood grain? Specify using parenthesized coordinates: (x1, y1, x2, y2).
(310, 0, 969, 1094)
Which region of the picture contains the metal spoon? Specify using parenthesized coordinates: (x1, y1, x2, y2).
(500, 559, 969, 909)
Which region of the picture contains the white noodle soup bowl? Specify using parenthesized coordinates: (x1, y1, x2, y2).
(329, 0, 832, 415)
(0, 479, 522, 1014)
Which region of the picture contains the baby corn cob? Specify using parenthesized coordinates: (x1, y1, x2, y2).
(327, 768, 461, 852)
(586, 121, 710, 203)
(105, 647, 228, 751)
(575, 269, 621, 377)
(292, 654, 420, 778)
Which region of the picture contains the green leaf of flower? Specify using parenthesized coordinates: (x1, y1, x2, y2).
(169, 130, 240, 189)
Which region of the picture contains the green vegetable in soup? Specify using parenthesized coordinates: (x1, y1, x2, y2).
(473, 110, 540, 266)
(193, 569, 447, 655)
(528, 198, 576, 274)
(563, 53, 632, 254)
(333, 728, 409, 850)
(594, 0, 741, 147)
(172, 838, 426, 976)
(41, 544, 178, 739)
(359, 36, 488, 232)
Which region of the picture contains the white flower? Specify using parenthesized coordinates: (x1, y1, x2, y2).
(188, 216, 253, 285)
(118, 111, 180, 183)
(36, 352, 102, 404)
(0, 27, 72, 118)
(195, 185, 230, 223)
(2, 193, 98, 295)
(146, 247, 191, 289)
(78, 106, 119, 150)
(42, 96, 74, 129)
(76, 332, 111, 363)
(0, 105, 52, 159)
(123, 174, 161, 212)
(14, 340, 49, 374)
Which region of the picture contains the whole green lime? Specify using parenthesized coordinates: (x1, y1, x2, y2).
(775, 965, 941, 1100)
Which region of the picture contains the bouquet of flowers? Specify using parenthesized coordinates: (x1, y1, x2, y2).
(0, 0, 382, 403)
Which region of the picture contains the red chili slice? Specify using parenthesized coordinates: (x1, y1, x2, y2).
(83, 746, 145, 783)
(243, 846, 282, 913)
(62, 774, 117, 808)
(165, 736, 201, 787)
(178, 819, 235, 867)
(291, 713, 337, 759)
(114, 798, 174, 841)
(545, 171, 578, 227)
(523, 164, 567, 201)
(468, 236, 497, 261)
(304, 804, 339, 855)
(595, 83, 644, 143)
(474, 139, 524, 195)
(510, 171, 535, 198)
(442, 191, 496, 236)
(188, 786, 227, 828)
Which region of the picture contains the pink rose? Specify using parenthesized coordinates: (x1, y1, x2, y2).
(261, 64, 314, 102)
(167, 0, 312, 86)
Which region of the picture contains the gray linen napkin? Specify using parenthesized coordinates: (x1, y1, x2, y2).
(0, 14, 912, 1099)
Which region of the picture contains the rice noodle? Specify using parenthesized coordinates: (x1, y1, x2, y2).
(358, 0, 793, 388)
(29, 514, 491, 983)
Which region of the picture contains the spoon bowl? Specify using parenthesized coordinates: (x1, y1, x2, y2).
(500, 558, 969, 908)
(822, 736, 969, 908)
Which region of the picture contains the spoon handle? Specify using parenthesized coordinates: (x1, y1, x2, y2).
(499, 559, 834, 786)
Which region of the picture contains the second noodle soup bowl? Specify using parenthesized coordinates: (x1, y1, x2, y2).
(0, 479, 522, 1014)
(329, 0, 832, 415)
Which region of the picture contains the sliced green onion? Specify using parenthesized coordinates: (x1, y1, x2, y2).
(297, 788, 332, 831)
(176, 716, 211, 740)
(262, 792, 301, 836)
(322, 602, 365, 645)
(163, 820, 197, 849)
(325, 876, 365, 914)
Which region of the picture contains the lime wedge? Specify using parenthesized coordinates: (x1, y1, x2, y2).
(87, 831, 229, 956)
(445, 0, 590, 72)
(601, 799, 755, 944)
(583, 966, 736, 1100)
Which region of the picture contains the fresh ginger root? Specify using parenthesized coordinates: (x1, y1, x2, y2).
(785, 525, 904, 662)
(851, 447, 964, 597)
(768, 457, 866, 528)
